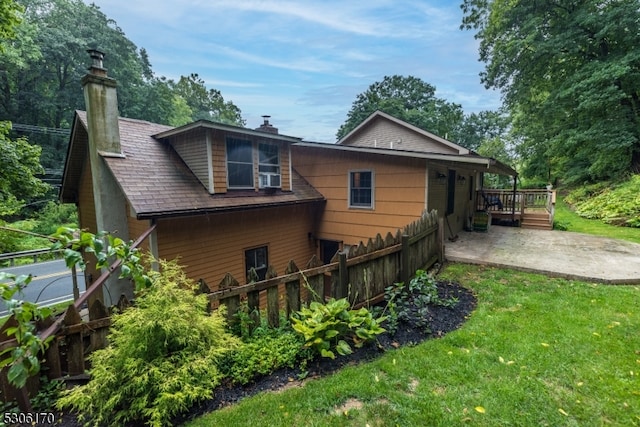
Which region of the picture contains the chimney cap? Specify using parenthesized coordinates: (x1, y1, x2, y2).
(87, 48, 107, 73)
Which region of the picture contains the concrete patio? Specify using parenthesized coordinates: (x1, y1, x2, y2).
(445, 226, 640, 284)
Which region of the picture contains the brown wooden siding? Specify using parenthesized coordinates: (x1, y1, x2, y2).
(155, 203, 319, 289)
(292, 146, 426, 245)
(427, 165, 476, 238)
(126, 206, 151, 251)
(211, 130, 228, 193)
(341, 119, 460, 154)
(170, 129, 210, 191)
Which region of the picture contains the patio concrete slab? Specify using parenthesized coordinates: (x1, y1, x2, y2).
(445, 226, 640, 284)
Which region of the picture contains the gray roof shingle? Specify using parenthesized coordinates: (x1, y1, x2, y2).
(66, 112, 325, 219)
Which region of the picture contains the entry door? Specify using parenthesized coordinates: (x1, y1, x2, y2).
(320, 240, 340, 265)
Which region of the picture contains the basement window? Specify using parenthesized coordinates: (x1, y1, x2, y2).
(349, 170, 374, 209)
(245, 246, 268, 281)
(226, 138, 253, 188)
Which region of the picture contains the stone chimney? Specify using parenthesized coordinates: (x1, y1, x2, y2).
(81, 49, 131, 306)
(256, 115, 279, 134)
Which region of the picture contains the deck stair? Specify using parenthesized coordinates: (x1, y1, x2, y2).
(521, 211, 552, 230)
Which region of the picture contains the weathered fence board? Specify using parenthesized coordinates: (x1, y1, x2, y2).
(213, 209, 442, 326)
(1, 211, 442, 406)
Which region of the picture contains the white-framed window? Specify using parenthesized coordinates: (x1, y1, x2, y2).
(226, 137, 253, 188)
(349, 170, 374, 209)
(258, 143, 280, 174)
(258, 143, 281, 188)
(245, 245, 268, 281)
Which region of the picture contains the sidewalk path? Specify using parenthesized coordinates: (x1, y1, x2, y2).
(445, 226, 640, 284)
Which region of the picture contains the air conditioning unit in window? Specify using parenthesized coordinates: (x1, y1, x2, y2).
(259, 173, 281, 189)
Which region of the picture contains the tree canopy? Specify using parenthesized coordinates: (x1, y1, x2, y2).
(336, 75, 466, 142)
(0, 122, 50, 216)
(336, 75, 510, 161)
(0, 0, 245, 213)
(461, 0, 640, 184)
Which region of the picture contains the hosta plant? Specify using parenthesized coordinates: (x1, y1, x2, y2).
(291, 298, 386, 359)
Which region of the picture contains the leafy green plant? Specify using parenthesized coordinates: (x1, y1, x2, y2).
(0, 273, 53, 389)
(52, 227, 152, 291)
(291, 298, 386, 359)
(219, 329, 310, 385)
(56, 260, 241, 427)
(383, 269, 458, 333)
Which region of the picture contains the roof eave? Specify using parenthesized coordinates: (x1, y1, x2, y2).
(135, 197, 326, 220)
(293, 141, 517, 176)
(153, 120, 303, 143)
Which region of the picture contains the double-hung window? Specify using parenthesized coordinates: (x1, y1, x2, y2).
(258, 143, 281, 187)
(349, 170, 373, 208)
(226, 138, 253, 188)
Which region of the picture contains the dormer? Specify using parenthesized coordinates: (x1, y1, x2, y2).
(154, 120, 301, 195)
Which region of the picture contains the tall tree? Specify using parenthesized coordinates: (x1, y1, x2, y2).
(462, 0, 640, 184)
(457, 110, 510, 152)
(337, 75, 465, 142)
(0, 122, 49, 216)
(170, 74, 244, 126)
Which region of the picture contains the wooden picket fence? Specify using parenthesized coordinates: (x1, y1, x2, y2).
(207, 209, 443, 330)
(0, 210, 443, 407)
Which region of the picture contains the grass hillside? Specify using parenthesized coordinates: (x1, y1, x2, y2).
(563, 175, 640, 228)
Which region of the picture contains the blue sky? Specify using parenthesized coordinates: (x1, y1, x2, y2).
(88, 0, 501, 142)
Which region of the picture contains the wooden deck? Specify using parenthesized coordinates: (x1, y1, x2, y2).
(477, 189, 555, 230)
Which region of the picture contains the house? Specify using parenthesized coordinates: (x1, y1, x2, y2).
(60, 50, 516, 305)
(60, 50, 325, 305)
(291, 110, 517, 259)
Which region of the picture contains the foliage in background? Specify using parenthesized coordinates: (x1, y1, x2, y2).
(0, 121, 50, 217)
(462, 0, 640, 184)
(335, 75, 510, 154)
(32, 202, 78, 236)
(291, 298, 386, 360)
(563, 175, 640, 228)
(56, 260, 241, 427)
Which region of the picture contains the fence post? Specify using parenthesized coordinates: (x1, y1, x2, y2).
(438, 217, 445, 264)
(64, 304, 85, 376)
(333, 252, 348, 300)
(219, 273, 240, 327)
(401, 234, 410, 285)
(88, 299, 109, 352)
(284, 260, 300, 319)
(265, 266, 280, 328)
(246, 268, 260, 334)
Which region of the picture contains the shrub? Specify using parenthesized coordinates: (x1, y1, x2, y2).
(219, 329, 310, 385)
(291, 298, 386, 359)
(383, 269, 458, 334)
(56, 260, 241, 427)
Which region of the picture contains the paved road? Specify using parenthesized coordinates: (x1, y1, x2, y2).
(0, 259, 83, 316)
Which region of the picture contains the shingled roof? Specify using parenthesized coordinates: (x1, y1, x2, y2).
(60, 111, 325, 219)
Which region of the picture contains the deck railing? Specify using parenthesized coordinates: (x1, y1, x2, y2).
(477, 188, 556, 225)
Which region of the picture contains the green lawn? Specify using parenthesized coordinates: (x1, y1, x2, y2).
(555, 197, 640, 244)
(187, 264, 640, 426)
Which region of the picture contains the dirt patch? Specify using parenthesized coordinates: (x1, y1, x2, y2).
(334, 398, 364, 415)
